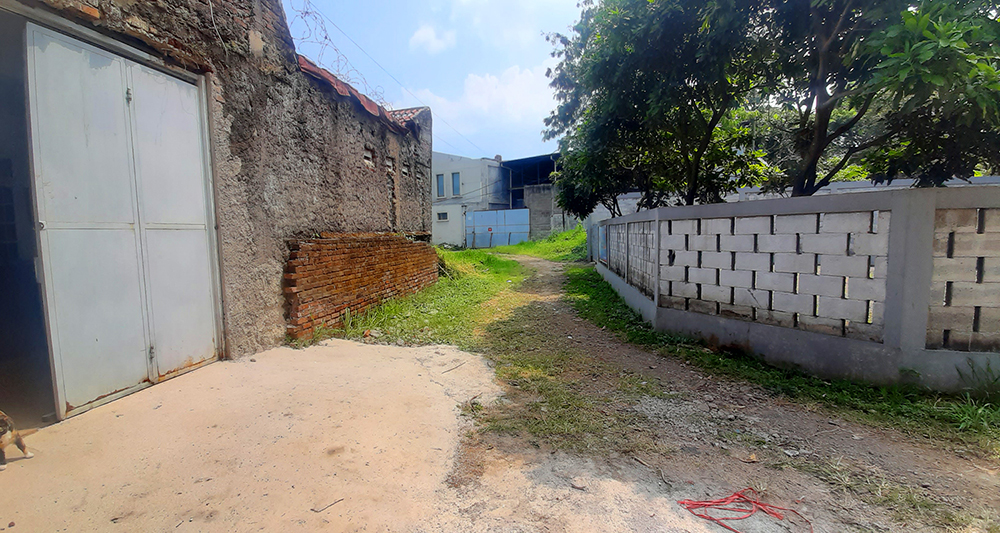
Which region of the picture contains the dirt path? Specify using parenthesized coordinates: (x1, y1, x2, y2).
(465, 256, 1000, 532)
(2, 256, 997, 532)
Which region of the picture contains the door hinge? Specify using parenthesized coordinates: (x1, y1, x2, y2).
(126, 88, 133, 104)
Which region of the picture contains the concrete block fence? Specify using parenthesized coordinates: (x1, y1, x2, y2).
(595, 186, 1000, 392)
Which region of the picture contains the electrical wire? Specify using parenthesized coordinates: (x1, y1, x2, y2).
(431, 135, 464, 154)
(307, 5, 489, 155)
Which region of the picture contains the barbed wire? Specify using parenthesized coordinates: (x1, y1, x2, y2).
(285, 0, 489, 154)
(286, 0, 391, 109)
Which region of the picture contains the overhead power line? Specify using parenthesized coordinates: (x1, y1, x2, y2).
(299, 2, 489, 156)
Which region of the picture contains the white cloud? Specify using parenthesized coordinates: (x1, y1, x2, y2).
(397, 58, 559, 157)
(446, 0, 580, 50)
(409, 25, 457, 54)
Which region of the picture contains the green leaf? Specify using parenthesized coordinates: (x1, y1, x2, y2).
(918, 13, 931, 33)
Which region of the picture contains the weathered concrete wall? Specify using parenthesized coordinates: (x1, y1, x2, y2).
(524, 184, 554, 240)
(598, 186, 1000, 392)
(16, 0, 433, 357)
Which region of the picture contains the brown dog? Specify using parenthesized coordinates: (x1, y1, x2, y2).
(0, 410, 34, 470)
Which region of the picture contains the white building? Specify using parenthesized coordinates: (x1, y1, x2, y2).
(431, 151, 649, 247)
(430, 152, 507, 245)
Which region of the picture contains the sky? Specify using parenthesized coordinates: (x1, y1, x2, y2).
(280, 0, 582, 160)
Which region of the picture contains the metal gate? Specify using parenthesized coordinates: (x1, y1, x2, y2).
(27, 24, 222, 419)
(465, 208, 530, 248)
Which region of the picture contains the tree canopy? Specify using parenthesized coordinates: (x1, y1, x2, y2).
(545, 0, 775, 217)
(548, 0, 1000, 218)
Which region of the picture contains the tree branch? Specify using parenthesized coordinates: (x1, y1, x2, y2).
(826, 0, 856, 49)
(686, 105, 728, 205)
(815, 151, 859, 191)
(829, 85, 866, 102)
(820, 93, 875, 153)
(813, 133, 891, 191)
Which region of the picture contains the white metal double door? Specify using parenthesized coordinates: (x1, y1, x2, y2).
(27, 24, 221, 418)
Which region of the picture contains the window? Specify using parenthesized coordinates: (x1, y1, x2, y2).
(363, 148, 375, 170)
(436, 174, 445, 198)
(385, 157, 395, 175)
(437, 212, 448, 221)
(452, 172, 461, 196)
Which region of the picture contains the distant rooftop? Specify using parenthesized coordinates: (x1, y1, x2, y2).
(501, 153, 560, 166)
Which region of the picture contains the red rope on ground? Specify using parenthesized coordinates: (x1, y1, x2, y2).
(677, 488, 813, 533)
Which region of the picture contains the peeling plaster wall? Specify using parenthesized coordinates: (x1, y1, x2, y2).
(16, 0, 433, 357)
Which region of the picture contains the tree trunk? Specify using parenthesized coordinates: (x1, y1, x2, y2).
(684, 176, 697, 206)
(792, 158, 820, 196)
(792, 87, 834, 196)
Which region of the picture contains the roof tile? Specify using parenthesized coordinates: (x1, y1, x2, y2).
(297, 55, 413, 133)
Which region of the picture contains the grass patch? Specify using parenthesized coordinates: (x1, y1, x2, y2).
(314, 245, 667, 454)
(472, 303, 670, 454)
(787, 457, 1000, 530)
(289, 249, 526, 348)
(492, 225, 588, 262)
(342, 249, 526, 347)
(563, 265, 1000, 456)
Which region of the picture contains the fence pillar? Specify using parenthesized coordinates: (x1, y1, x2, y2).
(653, 210, 661, 308)
(882, 190, 937, 352)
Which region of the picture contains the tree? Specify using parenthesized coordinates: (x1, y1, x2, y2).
(550, 117, 637, 219)
(764, 0, 1000, 194)
(747, 95, 889, 193)
(864, 1, 1000, 185)
(766, 0, 910, 195)
(550, 0, 1000, 208)
(545, 0, 773, 217)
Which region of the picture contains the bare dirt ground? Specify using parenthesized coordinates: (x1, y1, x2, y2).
(455, 256, 1000, 533)
(2, 256, 998, 532)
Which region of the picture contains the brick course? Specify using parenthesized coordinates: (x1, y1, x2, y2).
(284, 233, 438, 339)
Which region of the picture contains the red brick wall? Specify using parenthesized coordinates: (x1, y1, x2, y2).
(284, 233, 438, 339)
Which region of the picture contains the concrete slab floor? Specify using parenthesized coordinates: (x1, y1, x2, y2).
(0, 341, 502, 531)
